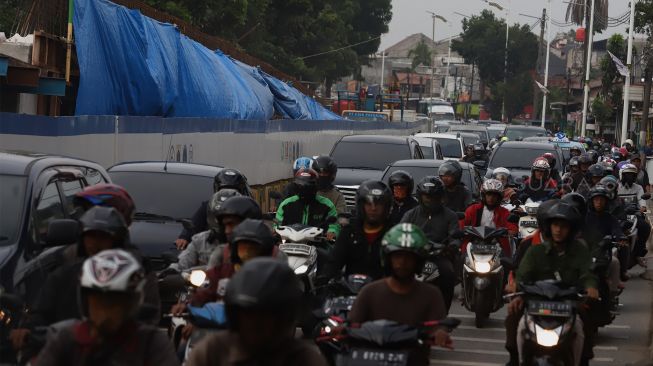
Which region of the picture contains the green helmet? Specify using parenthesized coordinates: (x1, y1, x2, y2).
(382, 224, 428, 273)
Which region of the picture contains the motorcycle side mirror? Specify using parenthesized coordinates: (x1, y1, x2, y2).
(451, 229, 465, 240)
(46, 219, 80, 247)
(179, 219, 195, 232)
(500, 257, 516, 271)
(642, 193, 651, 200)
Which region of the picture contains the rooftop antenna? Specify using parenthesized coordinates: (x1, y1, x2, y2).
(163, 134, 173, 172)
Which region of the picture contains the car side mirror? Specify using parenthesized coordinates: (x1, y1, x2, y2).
(473, 160, 488, 169)
(46, 219, 80, 247)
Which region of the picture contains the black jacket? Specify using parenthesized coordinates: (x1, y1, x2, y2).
(400, 205, 459, 243)
(389, 197, 419, 226)
(442, 184, 473, 213)
(584, 209, 625, 250)
(327, 220, 390, 280)
(178, 201, 209, 241)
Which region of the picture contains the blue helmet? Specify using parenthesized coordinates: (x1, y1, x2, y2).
(292, 157, 313, 174)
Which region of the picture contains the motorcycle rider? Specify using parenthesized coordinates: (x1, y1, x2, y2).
(617, 163, 650, 270)
(519, 157, 558, 202)
(463, 179, 517, 256)
(623, 138, 636, 154)
(542, 152, 562, 184)
(438, 160, 473, 213)
(281, 156, 314, 199)
(34, 249, 178, 366)
(187, 258, 328, 366)
(461, 144, 475, 163)
(388, 170, 419, 225)
(329, 180, 393, 280)
(505, 202, 599, 366)
(348, 224, 451, 366)
(312, 155, 347, 216)
(492, 167, 518, 204)
(176, 168, 251, 250)
(629, 152, 651, 193)
(577, 163, 605, 198)
(570, 145, 582, 158)
(275, 168, 340, 240)
(562, 156, 580, 193)
(401, 176, 460, 310)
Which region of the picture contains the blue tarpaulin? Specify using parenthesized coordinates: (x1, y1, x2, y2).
(73, 0, 340, 120)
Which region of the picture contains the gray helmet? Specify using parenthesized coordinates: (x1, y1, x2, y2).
(229, 219, 276, 265)
(207, 189, 242, 231)
(438, 161, 463, 183)
(79, 206, 128, 243)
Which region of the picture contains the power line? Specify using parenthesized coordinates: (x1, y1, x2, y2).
(299, 36, 382, 60)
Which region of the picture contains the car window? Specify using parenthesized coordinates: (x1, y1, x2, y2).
(0, 175, 27, 246)
(331, 142, 411, 170)
(60, 179, 85, 215)
(489, 147, 560, 170)
(413, 144, 425, 159)
(505, 128, 546, 140)
(382, 165, 473, 192)
(34, 182, 65, 243)
(435, 144, 443, 160)
(420, 145, 434, 159)
(433, 138, 462, 158)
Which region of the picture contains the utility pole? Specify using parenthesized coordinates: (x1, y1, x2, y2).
(533, 7, 547, 120)
(541, 0, 552, 128)
(581, 0, 596, 137)
(469, 63, 476, 119)
(621, 0, 636, 145)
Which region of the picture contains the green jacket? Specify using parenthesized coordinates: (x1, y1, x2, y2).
(275, 195, 340, 236)
(516, 239, 597, 290)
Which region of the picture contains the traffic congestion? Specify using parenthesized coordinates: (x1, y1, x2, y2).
(1, 129, 651, 366)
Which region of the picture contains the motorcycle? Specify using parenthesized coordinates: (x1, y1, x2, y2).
(316, 317, 461, 366)
(461, 226, 508, 328)
(590, 236, 619, 327)
(509, 281, 586, 366)
(166, 269, 210, 351)
(518, 199, 541, 239)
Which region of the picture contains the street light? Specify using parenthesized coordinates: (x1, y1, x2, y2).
(482, 0, 510, 122)
(426, 11, 448, 131)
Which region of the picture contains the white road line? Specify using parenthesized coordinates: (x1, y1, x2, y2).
(452, 336, 504, 344)
(604, 324, 631, 329)
(449, 314, 476, 319)
(431, 360, 503, 366)
(594, 357, 615, 362)
(458, 325, 506, 332)
(594, 346, 619, 351)
(447, 348, 509, 356)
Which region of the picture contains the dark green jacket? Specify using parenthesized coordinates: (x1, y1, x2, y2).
(516, 239, 597, 289)
(275, 195, 340, 236)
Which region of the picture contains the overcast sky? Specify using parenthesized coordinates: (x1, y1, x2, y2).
(380, 0, 641, 50)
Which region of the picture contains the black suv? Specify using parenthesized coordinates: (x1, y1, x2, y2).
(0, 150, 110, 296)
(330, 135, 425, 207)
(485, 141, 564, 181)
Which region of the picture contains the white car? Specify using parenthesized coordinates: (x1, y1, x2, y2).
(414, 132, 465, 160)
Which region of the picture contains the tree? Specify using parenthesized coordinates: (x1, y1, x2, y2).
(452, 10, 538, 121)
(591, 96, 613, 127)
(565, 0, 609, 33)
(0, 0, 21, 35)
(408, 38, 432, 70)
(634, 0, 653, 145)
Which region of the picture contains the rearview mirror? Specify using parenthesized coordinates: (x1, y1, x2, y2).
(46, 219, 80, 247)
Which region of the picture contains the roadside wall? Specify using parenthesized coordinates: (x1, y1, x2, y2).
(0, 113, 428, 185)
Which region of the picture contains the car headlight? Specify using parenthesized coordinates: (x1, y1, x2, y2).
(535, 324, 562, 347)
(295, 264, 309, 275)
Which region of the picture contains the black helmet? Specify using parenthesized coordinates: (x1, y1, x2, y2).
(587, 150, 599, 164)
(602, 143, 611, 153)
(312, 155, 338, 190)
(207, 189, 242, 232)
(79, 206, 128, 244)
(230, 219, 276, 265)
(535, 199, 559, 231)
(578, 153, 592, 165)
(561, 192, 587, 218)
(416, 176, 445, 197)
(387, 170, 414, 194)
(542, 202, 582, 239)
(225, 258, 302, 330)
(216, 196, 263, 221)
(473, 143, 485, 156)
(589, 184, 610, 200)
(568, 156, 579, 167)
(438, 161, 463, 183)
(214, 168, 249, 195)
(588, 163, 605, 178)
(570, 145, 582, 155)
(356, 180, 392, 220)
(294, 168, 318, 201)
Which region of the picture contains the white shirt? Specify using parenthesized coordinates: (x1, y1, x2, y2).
(480, 206, 496, 228)
(617, 182, 646, 208)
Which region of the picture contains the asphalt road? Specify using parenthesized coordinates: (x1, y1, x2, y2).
(430, 265, 653, 366)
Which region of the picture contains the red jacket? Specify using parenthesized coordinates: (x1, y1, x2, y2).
(463, 202, 517, 256)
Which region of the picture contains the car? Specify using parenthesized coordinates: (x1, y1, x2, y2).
(477, 120, 503, 126)
(485, 141, 564, 181)
(330, 135, 425, 207)
(521, 138, 586, 163)
(414, 132, 465, 160)
(412, 136, 444, 160)
(503, 125, 547, 141)
(447, 125, 490, 147)
(1, 150, 110, 301)
(445, 131, 481, 148)
(381, 159, 483, 200)
(108, 162, 227, 270)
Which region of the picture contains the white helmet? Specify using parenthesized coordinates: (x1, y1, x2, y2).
(492, 167, 511, 179)
(481, 178, 504, 195)
(619, 163, 638, 179)
(81, 249, 145, 294)
(624, 139, 634, 147)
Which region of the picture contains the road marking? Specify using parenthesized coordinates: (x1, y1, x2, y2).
(452, 336, 504, 344)
(448, 348, 509, 356)
(605, 324, 631, 329)
(594, 346, 618, 351)
(449, 314, 476, 319)
(431, 360, 503, 366)
(594, 357, 615, 362)
(458, 325, 506, 332)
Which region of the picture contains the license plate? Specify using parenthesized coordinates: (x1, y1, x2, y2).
(471, 244, 496, 253)
(528, 301, 572, 316)
(520, 220, 538, 228)
(339, 349, 408, 366)
(423, 261, 436, 275)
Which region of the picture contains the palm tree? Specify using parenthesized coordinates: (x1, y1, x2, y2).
(565, 0, 608, 33)
(408, 38, 433, 71)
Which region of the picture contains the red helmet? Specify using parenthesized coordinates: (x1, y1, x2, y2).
(619, 147, 628, 158)
(74, 184, 135, 225)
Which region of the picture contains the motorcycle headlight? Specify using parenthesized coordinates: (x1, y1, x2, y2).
(295, 264, 308, 275)
(535, 324, 562, 347)
(473, 254, 494, 273)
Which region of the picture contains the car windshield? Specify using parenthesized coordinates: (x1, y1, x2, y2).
(331, 142, 410, 170)
(453, 130, 487, 143)
(460, 135, 480, 146)
(432, 138, 462, 158)
(490, 147, 561, 170)
(0, 175, 27, 245)
(420, 146, 434, 159)
(382, 165, 472, 192)
(109, 171, 214, 219)
(506, 128, 546, 141)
